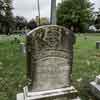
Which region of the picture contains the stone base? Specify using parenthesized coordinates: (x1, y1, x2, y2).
(90, 75, 100, 99)
(90, 81, 100, 99)
(17, 93, 80, 100)
(16, 86, 81, 100)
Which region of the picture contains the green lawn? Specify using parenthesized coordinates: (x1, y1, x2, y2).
(0, 35, 26, 100)
(0, 34, 100, 100)
(72, 34, 100, 100)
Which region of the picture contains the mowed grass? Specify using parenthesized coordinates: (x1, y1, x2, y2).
(0, 35, 26, 100)
(0, 34, 100, 100)
(72, 34, 100, 100)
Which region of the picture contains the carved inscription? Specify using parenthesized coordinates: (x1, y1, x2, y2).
(32, 50, 70, 60)
(32, 57, 70, 91)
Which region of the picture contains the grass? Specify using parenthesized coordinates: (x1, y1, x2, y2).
(0, 35, 26, 100)
(0, 34, 100, 100)
(72, 34, 100, 100)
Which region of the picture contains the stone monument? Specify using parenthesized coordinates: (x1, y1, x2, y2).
(90, 75, 100, 99)
(17, 25, 80, 100)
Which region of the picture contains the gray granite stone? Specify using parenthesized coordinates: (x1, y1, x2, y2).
(90, 75, 100, 99)
(17, 86, 80, 100)
(90, 81, 100, 99)
(17, 93, 80, 100)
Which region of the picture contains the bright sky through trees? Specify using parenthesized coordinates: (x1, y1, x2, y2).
(13, 0, 99, 20)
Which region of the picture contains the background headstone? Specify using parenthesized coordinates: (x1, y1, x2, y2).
(20, 42, 26, 55)
(96, 41, 100, 49)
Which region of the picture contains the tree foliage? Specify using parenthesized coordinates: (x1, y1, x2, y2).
(4, 0, 13, 16)
(27, 19, 37, 30)
(4, 0, 14, 34)
(0, 0, 4, 16)
(0, 0, 14, 34)
(35, 16, 49, 26)
(57, 0, 94, 32)
(15, 16, 27, 30)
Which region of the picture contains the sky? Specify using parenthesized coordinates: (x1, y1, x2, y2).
(13, 0, 100, 21)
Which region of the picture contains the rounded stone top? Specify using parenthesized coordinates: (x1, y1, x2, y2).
(27, 25, 73, 35)
(27, 25, 75, 47)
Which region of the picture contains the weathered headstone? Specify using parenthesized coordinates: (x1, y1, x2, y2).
(90, 75, 100, 99)
(26, 25, 75, 89)
(17, 25, 80, 100)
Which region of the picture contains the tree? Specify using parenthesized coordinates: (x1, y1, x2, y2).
(0, 0, 14, 34)
(0, 0, 5, 33)
(95, 14, 100, 29)
(57, 0, 94, 32)
(15, 16, 27, 30)
(35, 16, 49, 26)
(27, 19, 37, 30)
(4, 0, 14, 34)
(40, 17, 49, 25)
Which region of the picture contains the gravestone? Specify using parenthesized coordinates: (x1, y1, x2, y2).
(17, 25, 80, 100)
(96, 41, 100, 49)
(20, 42, 26, 55)
(90, 75, 100, 99)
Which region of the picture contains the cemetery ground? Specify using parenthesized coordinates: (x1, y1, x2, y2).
(0, 34, 100, 100)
